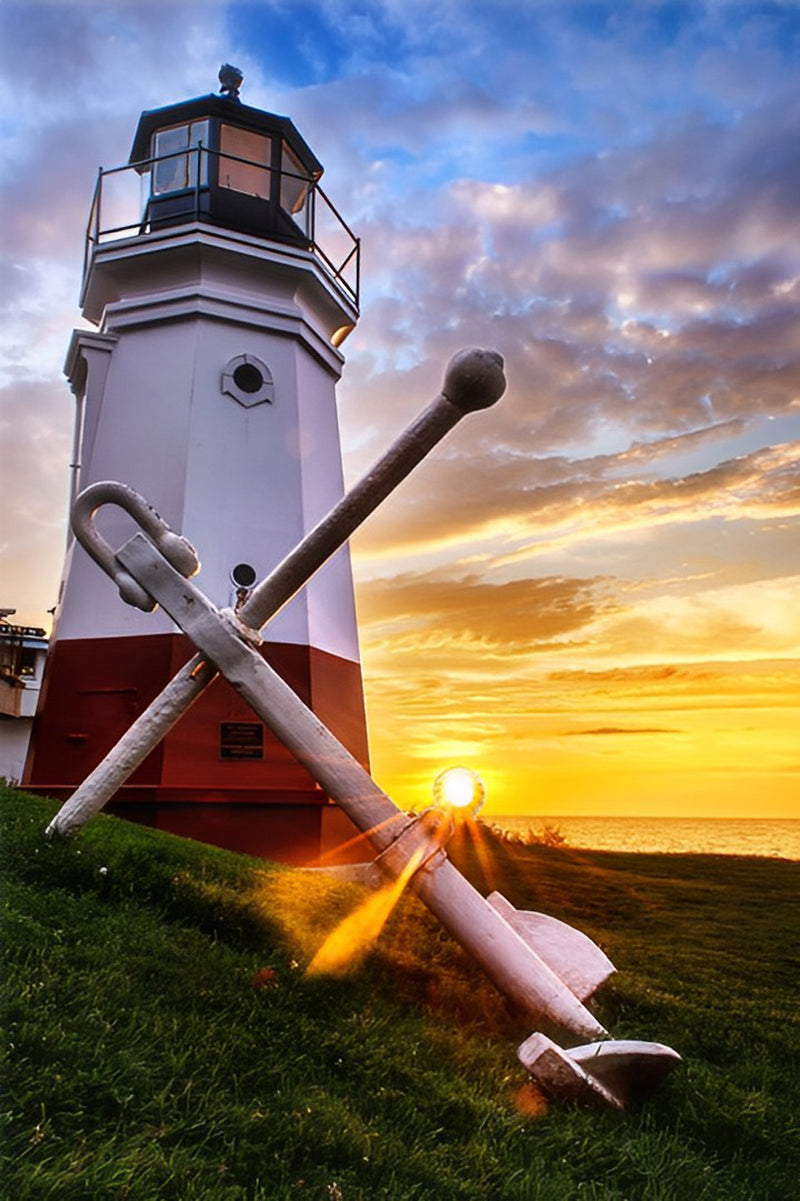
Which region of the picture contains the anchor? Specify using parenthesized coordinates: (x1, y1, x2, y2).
(46, 349, 680, 1107)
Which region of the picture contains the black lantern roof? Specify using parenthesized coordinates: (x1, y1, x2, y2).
(129, 93, 324, 180)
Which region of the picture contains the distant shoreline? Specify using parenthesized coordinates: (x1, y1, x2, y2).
(486, 814, 800, 860)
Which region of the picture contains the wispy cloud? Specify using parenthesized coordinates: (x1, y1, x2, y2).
(561, 727, 682, 737)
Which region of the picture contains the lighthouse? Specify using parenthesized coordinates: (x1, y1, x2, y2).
(26, 67, 370, 864)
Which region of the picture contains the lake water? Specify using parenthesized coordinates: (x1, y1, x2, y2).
(489, 815, 800, 860)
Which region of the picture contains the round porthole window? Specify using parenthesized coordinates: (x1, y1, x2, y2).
(233, 362, 264, 394)
(231, 562, 257, 589)
(222, 355, 274, 408)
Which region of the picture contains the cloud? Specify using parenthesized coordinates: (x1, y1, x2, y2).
(357, 558, 800, 683)
(357, 570, 615, 657)
(543, 656, 800, 707)
(0, 0, 796, 829)
(585, 574, 800, 664)
(0, 3, 231, 260)
(561, 726, 681, 736)
(326, 46, 800, 506)
(347, 435, 800, 571)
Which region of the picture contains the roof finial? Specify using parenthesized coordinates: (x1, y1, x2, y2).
(219, 63, 243, 102)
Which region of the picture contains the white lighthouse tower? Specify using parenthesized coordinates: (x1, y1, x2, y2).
(26, 67, 370, 863)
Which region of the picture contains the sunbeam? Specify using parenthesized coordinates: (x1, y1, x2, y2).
(306, 846, 426, 976)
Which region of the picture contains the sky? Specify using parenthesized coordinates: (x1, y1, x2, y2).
(1, 1, 798, 822)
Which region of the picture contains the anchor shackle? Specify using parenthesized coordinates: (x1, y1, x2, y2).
(71, 481, 200, 612)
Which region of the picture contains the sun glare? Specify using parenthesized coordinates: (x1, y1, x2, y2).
(432, 767, 486, 816)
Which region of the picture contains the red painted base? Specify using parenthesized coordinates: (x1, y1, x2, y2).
(25, 633, 372, 864)
(106, 800, 374, 866)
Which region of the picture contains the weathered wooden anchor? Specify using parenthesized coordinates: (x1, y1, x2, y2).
(46, 349, 680, 1106)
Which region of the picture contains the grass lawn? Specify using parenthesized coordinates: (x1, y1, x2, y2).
(1, 781, 798, 1199)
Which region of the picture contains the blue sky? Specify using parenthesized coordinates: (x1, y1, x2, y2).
(1, 1, 798, 816)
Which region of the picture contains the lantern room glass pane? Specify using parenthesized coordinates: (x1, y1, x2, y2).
(153, 125, 188, 193)
(188, 121, 209, 187)
(219, 125, 270, 199)
(152, 121, 208, 194)
(280, 140, 311, 219)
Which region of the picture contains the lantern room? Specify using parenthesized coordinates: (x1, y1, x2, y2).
(129, 64, 323, 246)
(79, 64, 359, 329)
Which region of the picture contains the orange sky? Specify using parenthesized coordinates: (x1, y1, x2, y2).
(2, 3, 799, 824)
(344, 399, 800, 821)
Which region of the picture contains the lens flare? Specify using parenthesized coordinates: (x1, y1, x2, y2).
(432, 767, 486, 815)
(306, 847, 425, 976)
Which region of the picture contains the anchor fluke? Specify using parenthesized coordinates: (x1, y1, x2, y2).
(487, 892, 616, 1002)
(518, 1033, 682, 1109)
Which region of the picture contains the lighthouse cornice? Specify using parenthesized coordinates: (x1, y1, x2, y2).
(63, 329, 118, 395)
(82, 222, 358, 342)
(100, 283, 347, 376)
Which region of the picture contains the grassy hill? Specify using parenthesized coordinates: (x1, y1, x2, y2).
(1, 781, 798, 1200)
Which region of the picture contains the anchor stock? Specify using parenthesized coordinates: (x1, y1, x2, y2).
(46, 349, 506, 840)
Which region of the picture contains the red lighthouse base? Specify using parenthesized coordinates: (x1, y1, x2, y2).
(25, 633, 373, 865)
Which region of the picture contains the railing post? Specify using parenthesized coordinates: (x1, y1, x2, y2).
(95, 167, 102, 246)
(309, 182, 316, 250)
(82, 167, 103, 285)
(195, 142, 202, 223)
(79, 148, 359, 327)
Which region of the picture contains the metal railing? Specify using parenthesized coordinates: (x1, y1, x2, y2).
(82, 144, 360, 310)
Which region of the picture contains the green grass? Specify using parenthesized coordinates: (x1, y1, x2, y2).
(1, 782, 798, 1200)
